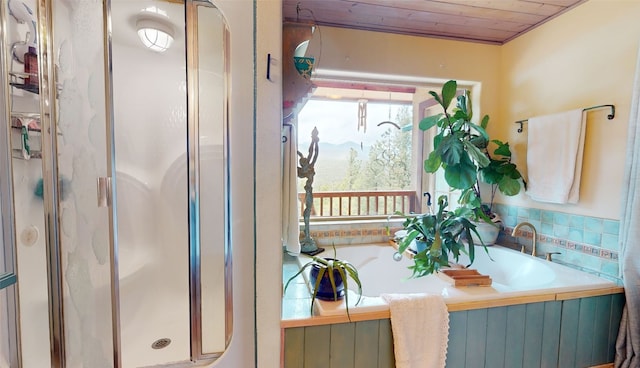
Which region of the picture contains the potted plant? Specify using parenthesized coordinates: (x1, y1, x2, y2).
(284, 246, 362, 317)
(396, 195, 482, 277)
(420, 80, 526, 244)
(469, 138, 526, 244)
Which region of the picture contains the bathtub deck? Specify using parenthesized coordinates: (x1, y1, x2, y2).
(281, 244, 624, 328)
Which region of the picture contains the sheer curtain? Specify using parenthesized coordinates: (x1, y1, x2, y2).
(615, 43, 640, 368)
(282, 124, 301, 254)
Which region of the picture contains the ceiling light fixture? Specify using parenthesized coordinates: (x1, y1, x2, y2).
(136, 17, 174, 53)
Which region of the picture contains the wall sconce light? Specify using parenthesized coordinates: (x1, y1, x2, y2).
(136, 17, 174, 53)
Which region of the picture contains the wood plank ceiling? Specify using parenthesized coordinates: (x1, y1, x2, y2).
(283, 0, 587, 45)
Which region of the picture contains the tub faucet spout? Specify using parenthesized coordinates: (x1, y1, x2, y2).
(512, 222, 537, 257)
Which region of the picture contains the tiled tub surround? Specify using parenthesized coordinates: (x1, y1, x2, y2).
(304, 219, 403, 246)
(302, 205, 622, 284)
(491, 204, 621, 285)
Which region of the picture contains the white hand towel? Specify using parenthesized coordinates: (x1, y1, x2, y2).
(282, 124, 301, 254)
(526, 108, 586, 204)
(382, 293, 449, 368)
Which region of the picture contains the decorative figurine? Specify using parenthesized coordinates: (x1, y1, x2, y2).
(297, 127, 323, 255)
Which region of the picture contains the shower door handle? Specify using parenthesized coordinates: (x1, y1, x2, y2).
(97, 177, 112, 207)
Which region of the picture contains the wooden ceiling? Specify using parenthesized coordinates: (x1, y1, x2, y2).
(283, 0, 587, 45)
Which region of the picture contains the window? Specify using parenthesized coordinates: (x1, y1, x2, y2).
(296, 86, 417, 218)
(420, 100, 461, 211)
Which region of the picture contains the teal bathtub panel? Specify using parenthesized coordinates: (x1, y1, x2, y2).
(283, 293, 623, 367)
(576, 296, 598, 367)
(304, 324, 331, 368)
(354, 320, 380, 368)
(485, 306, 507, 368)
(593, 295, 613, 364)
(377, 319, 395, 368)
(609, 293, 626, 358)
(504, 304, 526, 367)
(330, 323, 355, 368)
(466, 309, 488, 368)
(559, 299, 580, 367)
(540, 301, 562, 368)
(446, 311, 468, 367)
(523, 302, 545, 368)
(284, 327, 305, 368)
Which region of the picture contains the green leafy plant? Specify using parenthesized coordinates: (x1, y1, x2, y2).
(396, 195, 483, 277)
(396, 80, 526, 267)
(420, 80, 526, 219)
(284, 246, 362, 317)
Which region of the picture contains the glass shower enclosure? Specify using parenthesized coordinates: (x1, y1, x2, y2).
(0, 0, 232, 366)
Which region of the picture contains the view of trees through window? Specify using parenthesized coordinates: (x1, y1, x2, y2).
(297, 99, 413, 193)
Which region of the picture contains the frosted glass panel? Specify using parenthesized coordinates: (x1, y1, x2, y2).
(198, 5, 229, 354)
(53, 1, 114, 366)
(3, 0, 51, 365)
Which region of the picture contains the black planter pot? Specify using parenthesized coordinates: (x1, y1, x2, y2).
(309, 259, 345, 301)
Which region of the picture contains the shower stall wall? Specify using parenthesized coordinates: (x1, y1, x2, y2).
(0, 0, 232, 367)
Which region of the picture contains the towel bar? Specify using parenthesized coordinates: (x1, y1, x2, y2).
(514, 104, 615, 133)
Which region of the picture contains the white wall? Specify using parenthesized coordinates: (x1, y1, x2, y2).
(498, 0, 640, 219)
(255, 1, 283, 367)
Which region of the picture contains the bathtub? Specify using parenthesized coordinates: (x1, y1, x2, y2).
(297, 243, 619, 316)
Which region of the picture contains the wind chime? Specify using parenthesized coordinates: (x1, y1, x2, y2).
(357, 99, 367, 150)
(357, 98, 367, 133)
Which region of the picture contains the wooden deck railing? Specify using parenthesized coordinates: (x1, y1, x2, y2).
(298, 190, 419, 217)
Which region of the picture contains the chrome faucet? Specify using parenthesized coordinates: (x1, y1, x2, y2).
(512, 222, 537, 257)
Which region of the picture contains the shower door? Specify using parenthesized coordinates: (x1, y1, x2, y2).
(110, 0, 231, 365)
(1, 0, 121, 365)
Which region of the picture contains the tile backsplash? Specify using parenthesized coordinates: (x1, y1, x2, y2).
(492, 204, 621, 284)
(301, 204, 622, 285)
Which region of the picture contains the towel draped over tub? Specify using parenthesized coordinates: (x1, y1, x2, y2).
(382, 293, 449, 368)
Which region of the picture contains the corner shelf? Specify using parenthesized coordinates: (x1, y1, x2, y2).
(10, 82, 39, 94)
(9, 72, 39, 94)
(12, 148, 42, 160)
(9, 112, 42, 160)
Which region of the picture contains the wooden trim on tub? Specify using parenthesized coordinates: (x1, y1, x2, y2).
(445, 293, 558, 312)
(556, 286, 624, 301)
(281, 309, 391, 328)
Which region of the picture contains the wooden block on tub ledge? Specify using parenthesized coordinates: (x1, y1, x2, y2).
(438, 269, 492, 287)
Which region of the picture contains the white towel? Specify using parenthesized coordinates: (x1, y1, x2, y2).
(282, 124, 301, 254)
(382, 293, 449, 368)
(526, 108, 586, 204)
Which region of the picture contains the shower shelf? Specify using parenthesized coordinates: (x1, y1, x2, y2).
(10, 112, 40, 119)
(12, 148, 42, 160)
(10, 114, 43, 159)
(9, 72, 38, 94)
(10, 112, 41, 132)
(10, 124, 41, 132)
(10, 82, 39, 94)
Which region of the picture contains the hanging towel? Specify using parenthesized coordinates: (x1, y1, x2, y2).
(282, 124, 301, 254)
(382, 293, 449, 368)
(526, 108, 586, 204)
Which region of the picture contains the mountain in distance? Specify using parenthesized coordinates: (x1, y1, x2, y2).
(294, 141, 371, 190)
(314, 141, 371, 159)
